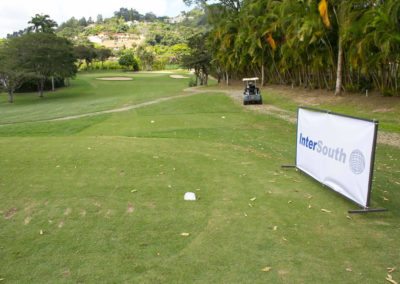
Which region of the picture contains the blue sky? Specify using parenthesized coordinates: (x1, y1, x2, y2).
(0, 0, 192, 38)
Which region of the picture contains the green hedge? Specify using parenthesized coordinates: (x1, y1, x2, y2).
(80, 61, 123, 71)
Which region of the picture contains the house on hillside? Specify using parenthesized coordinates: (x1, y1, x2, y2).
(88, 35, 102, 44)
(168, 15, 186, 24)
(126, 21, 139, 27)
(88, 32, 142, 50)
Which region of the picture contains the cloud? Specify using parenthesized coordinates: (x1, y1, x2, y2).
(0, 0, 191, 38)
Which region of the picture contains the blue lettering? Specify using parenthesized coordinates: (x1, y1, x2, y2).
(299, 133, 306, 146)
(299, 134, 346, 164)
(317, 141, 322, 152)
(339, 148, 347, 163)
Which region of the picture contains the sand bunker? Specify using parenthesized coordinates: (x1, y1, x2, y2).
(170, 75, 190, 79)
(96, 77, 133, 81)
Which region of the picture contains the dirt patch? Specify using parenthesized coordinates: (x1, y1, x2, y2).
(170, 75, 190, 79)
(245, 104, 297, 124)
(105, 209, 114, 218)
(278, 270, 290, 276)
(145, 202, 157, 209)
(61, 269, 71, 278)
(372, 108, 394, 113)
(127, 203, 134, 214)
(264, 85, 341, 106)
(4, 207, 17, 220)
(377, 132, 400, 148)
(24, 216, 32, 225)
(96, 77, 133, 81)
(263, 84, 400, 112)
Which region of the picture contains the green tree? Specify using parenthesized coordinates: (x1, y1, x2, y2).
(184, 0, 242, 12)
(96, 48, 113, 68)
(171, 43, 190, 63)
(205, 2, 241, 84)
(57, 17, 84, 39)
(96, 14, 104, 24)
(136, 46, 156, 71)
(118, 51, 139, 71)
(190, 0, 400, 95)
(78, 17, 88, 27)
(144, 12, 157, 22)
(28, 14, 58, 33)
(0, 42, 27, 103)
(74, 45, 97, 68)
(182, 33, 211, 85)
(114, 8, 143, 21)
(351, 0, 400, 95)
(8, 33, 77, 97)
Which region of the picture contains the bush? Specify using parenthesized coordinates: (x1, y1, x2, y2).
(118, 53, 139, 71)
(165, 64, 181, 70)
(345, 84, 359, 93)
(345, 76, 373, 94)
(16, 77, 65, 93)
(79, 61, 123, 71)
(188, 78, 197, 87)
(152, 58, 167, 71)
(382, 89, 395, 97)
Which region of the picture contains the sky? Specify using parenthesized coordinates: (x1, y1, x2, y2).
(0, 0, 192, 38)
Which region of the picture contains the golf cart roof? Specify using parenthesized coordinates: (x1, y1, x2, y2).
(242, 77, 259, 82)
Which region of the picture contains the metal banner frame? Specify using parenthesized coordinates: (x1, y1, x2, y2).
(283, 107, 387, 214)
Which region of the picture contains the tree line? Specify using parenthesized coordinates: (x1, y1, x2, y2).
(0, 15, 78, 103)
(0, 14, 151, 103)
(185, 0, 400, 96)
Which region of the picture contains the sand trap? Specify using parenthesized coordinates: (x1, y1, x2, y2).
(96, 77, 133, 81)
(170, 75, 190, 79)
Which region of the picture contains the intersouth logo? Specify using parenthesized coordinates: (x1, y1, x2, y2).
(349, 150, 366, 175)
(299, 133, 366, 175)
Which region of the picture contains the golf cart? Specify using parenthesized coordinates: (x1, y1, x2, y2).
(243, 77, 262, 105)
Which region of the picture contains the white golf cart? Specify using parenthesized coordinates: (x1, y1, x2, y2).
(243, 77, 262, 105)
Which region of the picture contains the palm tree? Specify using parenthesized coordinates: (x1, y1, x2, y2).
(360, 0, 400, 95)
(206, 3, 240, 84)
(200, 0, 398, 96)
(28, 14, 58, 33)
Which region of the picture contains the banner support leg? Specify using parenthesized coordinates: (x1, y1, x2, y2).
(281, 165, 296, 169)
(348, 208, 388, 214)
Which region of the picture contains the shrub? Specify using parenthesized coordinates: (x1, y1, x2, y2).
(16, 77, 65, 93)
(118, 53, 139, 71)
(188, 78, 197, 87)
(79, 61, 123, 71)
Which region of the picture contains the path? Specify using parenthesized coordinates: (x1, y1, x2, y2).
(52, 93, 198, 121)
(0, 93, 198, 126)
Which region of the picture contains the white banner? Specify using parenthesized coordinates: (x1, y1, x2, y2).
(296, 108, 377, 207)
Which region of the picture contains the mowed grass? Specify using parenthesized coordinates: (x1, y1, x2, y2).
(0, 71, 191, 124)
(0, 72, 399, 283)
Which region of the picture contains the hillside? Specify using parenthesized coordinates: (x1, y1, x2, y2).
(57, 8, 206, 51)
